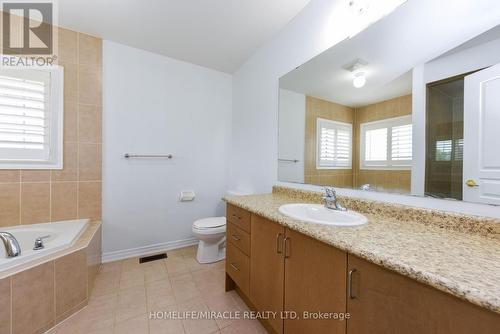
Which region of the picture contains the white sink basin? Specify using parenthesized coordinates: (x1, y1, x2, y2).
(279, 203, 368, 227)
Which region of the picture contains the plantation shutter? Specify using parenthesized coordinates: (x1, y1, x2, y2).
(317, 118, 352, 168)
(0, 69, 51, 161)
(391, 124, 412, 161)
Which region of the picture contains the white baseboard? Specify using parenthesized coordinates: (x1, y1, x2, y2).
(102, 237, 198, 263)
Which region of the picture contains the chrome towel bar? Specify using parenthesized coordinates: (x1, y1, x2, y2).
(278, 158, 299, 163)
(124, 154, 173, 159)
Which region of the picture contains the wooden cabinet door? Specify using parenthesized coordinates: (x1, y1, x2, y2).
(250, 215, 285, 334)
(284, 228, 347, 334)
(347, 255, 500, 334)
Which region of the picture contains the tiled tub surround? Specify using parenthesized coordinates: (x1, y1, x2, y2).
(0, 22, 103, 228)
(223, 186, 500, 314)
(0, 221, 101, 334)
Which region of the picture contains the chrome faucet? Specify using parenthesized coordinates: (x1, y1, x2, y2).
(0, 232, 21, 257)
(323, 187, 347, 211)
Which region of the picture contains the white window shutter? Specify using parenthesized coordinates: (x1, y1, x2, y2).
(316, 118, 352, 169)
(360, 115, 412, 169)
(0, 73, 50, 160)
(0, 66, 64, 169)
(391, 124, 412, 161)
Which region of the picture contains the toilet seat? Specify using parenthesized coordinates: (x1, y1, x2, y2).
(193, 217, 226, 230)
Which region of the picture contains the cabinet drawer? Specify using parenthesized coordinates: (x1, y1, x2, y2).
(226, 204, 251, 233)
(226, 242, 250, 296)
(227, 222, 250, 256)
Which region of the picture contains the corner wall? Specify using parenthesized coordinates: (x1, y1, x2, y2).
(102, 41, 232, 258)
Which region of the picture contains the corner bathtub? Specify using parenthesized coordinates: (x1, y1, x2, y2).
(0, 219, 89, 271)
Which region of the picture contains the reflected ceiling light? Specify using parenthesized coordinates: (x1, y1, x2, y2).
(353, 71, 366, 88)
(343, 59, 368, 88)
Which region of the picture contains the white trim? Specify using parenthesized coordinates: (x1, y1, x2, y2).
(411, 64, 426, 196)
(277, 181, 500, 219)
(102, 237, 198, 263)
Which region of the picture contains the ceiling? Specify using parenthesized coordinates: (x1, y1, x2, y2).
(280, 10, 500, 108)
(57, 0, 312, 73)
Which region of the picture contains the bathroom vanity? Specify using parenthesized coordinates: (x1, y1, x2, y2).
(224, 187, 500, 334)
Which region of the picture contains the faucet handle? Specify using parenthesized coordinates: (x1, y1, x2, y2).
(324, 187, 336, 197)
(33, 235, 50, 250)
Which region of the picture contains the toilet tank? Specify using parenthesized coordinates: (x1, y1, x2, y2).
(226, 190, 252, 196)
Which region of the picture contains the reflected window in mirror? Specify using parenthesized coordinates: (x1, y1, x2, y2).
(316, 118, 352, 169)
(360, 115, 412, 170)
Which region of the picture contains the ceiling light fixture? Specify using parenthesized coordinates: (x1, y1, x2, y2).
(343, 59, 368, 88)
(352, 71, 366, 88)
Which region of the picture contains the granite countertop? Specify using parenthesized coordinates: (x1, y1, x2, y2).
(223, 189, 500, 314)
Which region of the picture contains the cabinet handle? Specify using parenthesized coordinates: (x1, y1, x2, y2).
(276, 233, 284, 254)
(232, 214, 241, 220)
(348, 268, 357, 299)
(231, 234, 240, 241)
(230, 263, 240, 271)
(284, 236, 291, 258)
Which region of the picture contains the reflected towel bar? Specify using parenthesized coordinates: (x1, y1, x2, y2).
(124, 154, 173, 159)
(278, 158, 299, 163)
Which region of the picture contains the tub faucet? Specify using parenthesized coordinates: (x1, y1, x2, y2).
(323, 187, 347, 211)
(0, 232, 21, 257)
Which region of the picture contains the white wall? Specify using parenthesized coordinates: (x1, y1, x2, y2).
(231, 0, 500, 217)
(278, 89, 305, 183)
(103, 41, 232, 259)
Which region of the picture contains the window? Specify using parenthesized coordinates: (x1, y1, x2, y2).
(0, 67, 63, 169)
(435, 140, 452, 161)
(360, 115, 412, 169)
(435, 138, 463, 161)
(316, 118, 352, 169)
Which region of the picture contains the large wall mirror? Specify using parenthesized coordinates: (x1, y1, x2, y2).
(278, 20, 500, 206)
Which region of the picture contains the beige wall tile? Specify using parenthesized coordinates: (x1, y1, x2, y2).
(0, 277, 11, 334)
(51, 142, 78, 182)
(57, 28, 78, 64)
(0, 170, 20, 182)
(12, 261, 55, 334)
(0, 18, 102, 229)
(304, 96, 354, 188)
(51, 182, 78, 221)
(21, 170, 50, 182)
(61, 62, 78, 103)
(78, 33, 102, 67)
(78, 65, 102, 105)
(79, 143, 102, 181)
(87, 225, 102, 292)
(79, 104, 102, 143)
(63, 102, 78, 143)
(55, 250, 88, 318)
(21, 183, 50, 224)
(353, 94, 412, 193)
(0, 183, 20, 227)
(78, 182, 102, 220)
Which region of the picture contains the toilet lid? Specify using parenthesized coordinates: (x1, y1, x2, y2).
(193, 217, 226, 229)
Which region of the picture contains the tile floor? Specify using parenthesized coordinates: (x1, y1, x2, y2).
(46, 246, 266, 334)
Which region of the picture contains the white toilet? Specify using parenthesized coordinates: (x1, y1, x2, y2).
(192, 217, 226, 264)
(192, 190, 251, 264)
